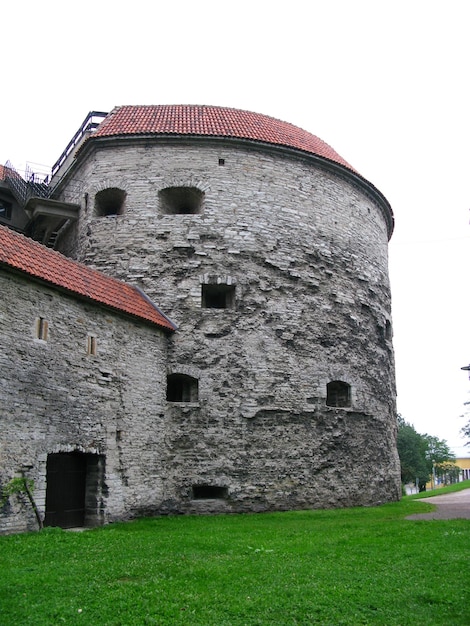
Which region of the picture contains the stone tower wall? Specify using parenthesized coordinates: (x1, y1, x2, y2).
(51, 139, 401, 512)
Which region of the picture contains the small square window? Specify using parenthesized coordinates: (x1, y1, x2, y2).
(167, 374, 199, 402)
(159, 187, 204, 215)
(201, 284, 235, 309)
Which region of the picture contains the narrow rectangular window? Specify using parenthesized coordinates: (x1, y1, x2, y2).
(87, 335, 97, 355)
(192, 485, 227, 500)
(36, 317, 48, 341)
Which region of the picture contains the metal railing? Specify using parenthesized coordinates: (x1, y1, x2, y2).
(4, 161, 51, 206)
(51, 111, 108, 177)
(4, 111, 108, 208)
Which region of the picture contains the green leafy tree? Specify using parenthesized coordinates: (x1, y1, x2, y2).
(396, 415, 456, 490)
(434, 461, 460, 485)
(396, 415, 429, 490)
(424, 435, 455, 466)
(424, 435, 457, 486)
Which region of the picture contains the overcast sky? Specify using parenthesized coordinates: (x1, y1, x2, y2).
(2, 1, 469, 454)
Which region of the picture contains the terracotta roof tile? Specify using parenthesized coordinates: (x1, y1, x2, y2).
(93, 105, 355, 171)
(0, 226, 176, 332)
(0, 165, 9, 180)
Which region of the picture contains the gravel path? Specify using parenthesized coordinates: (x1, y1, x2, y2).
(406, 488, 470, 520)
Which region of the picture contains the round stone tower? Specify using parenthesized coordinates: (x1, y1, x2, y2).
(54, 105, 401, 511)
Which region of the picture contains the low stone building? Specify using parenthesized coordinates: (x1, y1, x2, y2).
(0, 106, 401, 532)
(0, 226, 176, 532)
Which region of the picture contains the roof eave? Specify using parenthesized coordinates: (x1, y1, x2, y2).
(0, 262, 177, 334)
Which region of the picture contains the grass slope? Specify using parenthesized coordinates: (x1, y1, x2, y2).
(1, 486, 469, 625)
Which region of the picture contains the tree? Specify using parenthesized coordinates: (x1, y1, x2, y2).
(460, 393, 470, 446)
(423, 435, 455, 466)
(396, 415, 456, 491)
(462, 420, 470, 446)
(460, 366, 470, 446)
(423, 435, 457, 487)
(396, 415, 429, 490)
(434, 461, 460, 486)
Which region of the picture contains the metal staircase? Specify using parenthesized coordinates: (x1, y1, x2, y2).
(4, 161, 51, 206)
(3, 111, 107, 248)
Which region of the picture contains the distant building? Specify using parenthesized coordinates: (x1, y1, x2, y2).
(456, 457, 470, 481)
(1, 106, 401, 533)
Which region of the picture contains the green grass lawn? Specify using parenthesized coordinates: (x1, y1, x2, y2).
(1, 483, 469, 625)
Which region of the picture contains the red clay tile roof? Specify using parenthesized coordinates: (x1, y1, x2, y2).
(0, 165, 9, 180)
(93, 105, 355, 171)
(0, 225, 176, 332)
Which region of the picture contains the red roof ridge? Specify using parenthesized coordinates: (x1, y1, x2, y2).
(92, 104, 355, 172)
(0, 225, 176, 332)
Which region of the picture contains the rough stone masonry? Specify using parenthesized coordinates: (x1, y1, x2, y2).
(0, 106, 401, 532)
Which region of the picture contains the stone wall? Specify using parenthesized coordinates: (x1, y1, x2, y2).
(0, 270, 169, 533)
(51, 138, 401, 514)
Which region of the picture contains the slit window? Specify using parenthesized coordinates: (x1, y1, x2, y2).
(326, 381, 351, 408)
(95, 188, 126, 216)
(36, 317, 49, 341)
(202, 284, 235, 309)
(166, 374, 199, 402)
(192, 485, 227, 500)
(87, 335, 97, 355)
(159, 187, 204, 215)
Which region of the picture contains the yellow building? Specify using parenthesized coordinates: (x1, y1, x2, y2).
(425, 457, 470, 490)
(456, 457, 470, 481)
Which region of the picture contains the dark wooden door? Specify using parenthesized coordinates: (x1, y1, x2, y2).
(44, 452, 87, 528)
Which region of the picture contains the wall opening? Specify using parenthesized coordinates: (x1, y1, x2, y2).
(166, 374, 199, 402)
(202, 284, 235, 309)
(192, 485, 227, 500)
(158, 187, 204, 215)
(95, 188, 126, 216)
(326, 381, 351, 408)
(44, 452, 105, 529)
(0, 199, 12, 220)
(87, 335, 97, 355)
(36, 317, 49, 341)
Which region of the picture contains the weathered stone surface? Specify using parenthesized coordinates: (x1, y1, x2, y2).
(0, 273, 168, 532)
(1, 132, 401, 533)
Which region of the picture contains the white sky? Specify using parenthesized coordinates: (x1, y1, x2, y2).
(2, 0, 469, 454)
